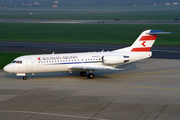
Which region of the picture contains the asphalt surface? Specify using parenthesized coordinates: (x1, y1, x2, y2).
(1, 41, 180, 120)
(0, 41, 180, 59)
(1, 58, 180, 120)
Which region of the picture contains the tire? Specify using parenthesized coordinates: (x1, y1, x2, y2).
(88, 73, 94, 79)
(80, 71, 86, 76)
(23, 76, 27, 80)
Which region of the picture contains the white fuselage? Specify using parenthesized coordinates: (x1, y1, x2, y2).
(4, 51, 151, 74)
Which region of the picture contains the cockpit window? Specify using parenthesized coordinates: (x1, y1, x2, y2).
(12, 61, 16, 63)
(12, 60, 22, 64)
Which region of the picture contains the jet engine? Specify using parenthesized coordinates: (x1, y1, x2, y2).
(102, 55, 129, 65)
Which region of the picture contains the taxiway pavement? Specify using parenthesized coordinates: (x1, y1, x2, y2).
(1, 41, 180, 119)
(0, 58, 180, 120)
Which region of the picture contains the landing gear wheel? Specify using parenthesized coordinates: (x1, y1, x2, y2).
(88, 73, 94, 79)
(23, 76, 27, 80)
(80, 71, 86, 76)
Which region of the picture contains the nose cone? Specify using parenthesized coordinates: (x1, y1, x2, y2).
(3, 64, 11, 73)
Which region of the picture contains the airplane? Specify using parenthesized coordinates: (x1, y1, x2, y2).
(3, 30, 172, 80)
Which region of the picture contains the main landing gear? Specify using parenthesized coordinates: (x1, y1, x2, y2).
(87, 73, 94, 79)
(80, 71, 94, 79)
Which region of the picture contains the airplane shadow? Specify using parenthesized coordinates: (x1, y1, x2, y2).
(4, 62, 141, 80)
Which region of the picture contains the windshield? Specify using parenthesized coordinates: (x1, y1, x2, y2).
(12, 60, 22, 64)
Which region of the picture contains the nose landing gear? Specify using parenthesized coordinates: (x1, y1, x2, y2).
(16, 73, 27, 80)
(23, 76, 27, 80)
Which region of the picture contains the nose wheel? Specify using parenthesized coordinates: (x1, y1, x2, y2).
(23, 76, 27, 80)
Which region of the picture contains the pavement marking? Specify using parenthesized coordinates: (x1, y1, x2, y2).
(0, 110, 109, 120)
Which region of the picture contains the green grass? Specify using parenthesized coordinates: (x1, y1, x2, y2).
(0, 23, 179, 46)
(0, 52, 30, 69)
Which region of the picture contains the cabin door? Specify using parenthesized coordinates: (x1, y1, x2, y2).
(27, 57, 33, 71)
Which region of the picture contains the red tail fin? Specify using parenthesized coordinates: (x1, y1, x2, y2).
(131, 30, 172, 52)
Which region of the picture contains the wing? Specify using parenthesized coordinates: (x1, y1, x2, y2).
(68, 65, 123, 71)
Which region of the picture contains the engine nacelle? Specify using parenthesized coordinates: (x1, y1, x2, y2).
(102, 55, 129, 65)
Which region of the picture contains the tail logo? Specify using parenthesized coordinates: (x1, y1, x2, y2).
(142, 41, 146, 47)
(113, 30, 172, 53)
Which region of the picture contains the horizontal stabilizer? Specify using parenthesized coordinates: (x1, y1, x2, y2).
(147, 30, 174, 35)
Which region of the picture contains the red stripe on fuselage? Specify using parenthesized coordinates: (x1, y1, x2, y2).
(140, 35, 157, 41)
(131, 47, 151, 52)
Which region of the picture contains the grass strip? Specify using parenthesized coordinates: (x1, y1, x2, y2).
(0, 23, 179, 46)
